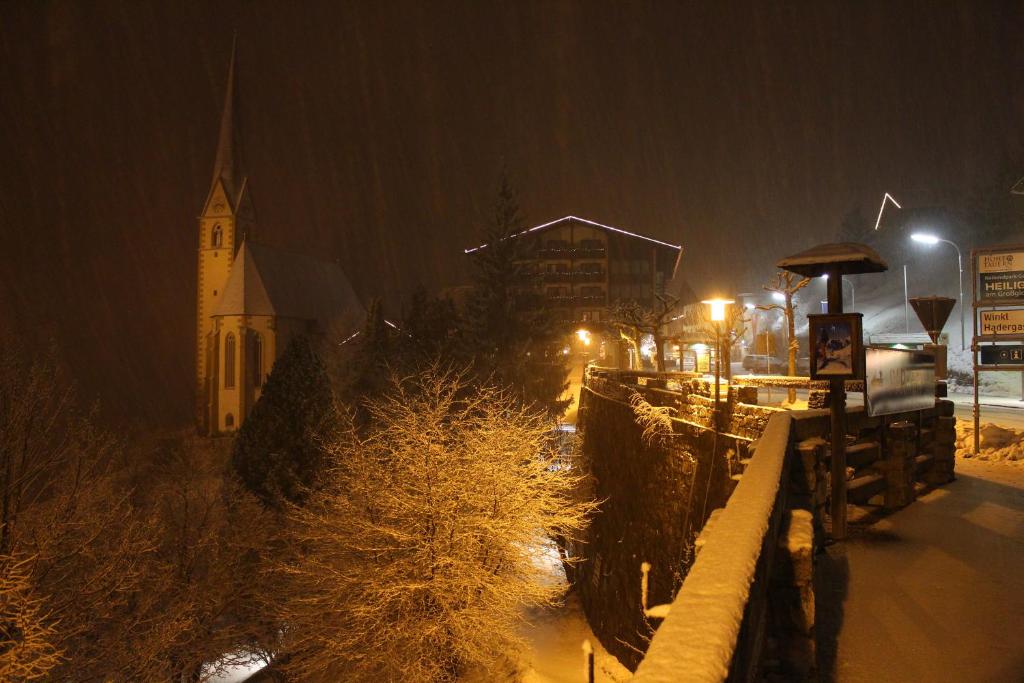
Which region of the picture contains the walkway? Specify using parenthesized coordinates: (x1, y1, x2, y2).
(819, 459, 1024, 682)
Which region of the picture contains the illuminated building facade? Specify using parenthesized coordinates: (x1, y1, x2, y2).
(465, 215, 682, 326)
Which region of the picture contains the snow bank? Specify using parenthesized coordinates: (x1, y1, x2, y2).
(632, 413, 792, 682)
(956, 422, 1024, 464)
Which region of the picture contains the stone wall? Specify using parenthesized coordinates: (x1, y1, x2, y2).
(575, 386, 735, 671)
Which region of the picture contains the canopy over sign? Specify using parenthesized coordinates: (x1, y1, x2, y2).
(777, 242, 888, 278)
(909, 296, 956, 345)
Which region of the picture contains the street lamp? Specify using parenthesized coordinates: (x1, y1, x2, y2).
(910, 233, 965, 350)
(701, 298, 734, 429)
(821, 274, 855, 310)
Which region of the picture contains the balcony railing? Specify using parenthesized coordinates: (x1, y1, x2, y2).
(536, 246, 607, 259)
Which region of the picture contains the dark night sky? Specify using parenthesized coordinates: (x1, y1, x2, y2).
(1, 1, 1022, 426)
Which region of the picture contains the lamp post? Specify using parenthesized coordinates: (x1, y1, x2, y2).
(911, 233, 966, 350)
(702, 298, 734, 430)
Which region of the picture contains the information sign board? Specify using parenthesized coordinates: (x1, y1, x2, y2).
(979, 345, 1024, 365)
(865, 347, 935, 416)
(980, 309, 1024, 336)
(978, 250, 1024, 303)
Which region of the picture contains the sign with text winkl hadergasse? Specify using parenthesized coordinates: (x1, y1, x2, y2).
(978, 251, 1024, 303)
(980, 309, 1024, 336)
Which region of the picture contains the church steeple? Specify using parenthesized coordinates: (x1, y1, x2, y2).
(210, 33, 238, 201)
(196, 37, 250, 434)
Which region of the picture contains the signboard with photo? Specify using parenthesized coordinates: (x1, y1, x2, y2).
(865, 347, 936, 416)
(978, 250, 1024, 303)
(808, 313, 864, 380)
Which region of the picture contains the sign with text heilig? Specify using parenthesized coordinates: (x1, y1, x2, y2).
(980, 309, 1024, 336)
(978, 251, 1024, 302)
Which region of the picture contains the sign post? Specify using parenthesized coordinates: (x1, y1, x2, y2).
(971, 244, 1024, 454)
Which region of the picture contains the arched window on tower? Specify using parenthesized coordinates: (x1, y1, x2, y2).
(224, 333, 236, 388)
(251, 332, 263, 388)
(212, 224, 223, 248)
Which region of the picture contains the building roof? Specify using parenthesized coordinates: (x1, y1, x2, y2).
(463, 215, 682, 254)
(214, 241, 365, 336)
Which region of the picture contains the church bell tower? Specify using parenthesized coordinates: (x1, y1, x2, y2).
(196, 37, 254, 433)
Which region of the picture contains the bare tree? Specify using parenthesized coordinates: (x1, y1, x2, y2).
(683, 302, 749, 382)
(0, 555, 60, 681)
(0, 341, 272, 681)
(272, 365, 597, 682)
(608, 294, 680, 371)
(759, 271, 811, 403)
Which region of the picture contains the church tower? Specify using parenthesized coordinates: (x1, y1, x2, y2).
(196, 38, 254, 433)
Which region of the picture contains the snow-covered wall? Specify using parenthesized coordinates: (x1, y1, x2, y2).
(632, 413, 793, 683)
(576, 383, 738, 670)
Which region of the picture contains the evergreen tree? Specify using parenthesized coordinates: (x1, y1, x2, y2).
(466, 171, 570, 417)
(232, 335, 334, 509)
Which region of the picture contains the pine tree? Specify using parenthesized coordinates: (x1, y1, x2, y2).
(232, 335, 334, 509)
(466, 171, 570, 417)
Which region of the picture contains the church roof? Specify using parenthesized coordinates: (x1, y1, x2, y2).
(214, 241, 365, 336)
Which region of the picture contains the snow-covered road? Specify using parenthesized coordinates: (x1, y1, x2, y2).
(821, 459, 1024, 682)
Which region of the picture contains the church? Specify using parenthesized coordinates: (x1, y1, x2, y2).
(195, 44, 364, 436)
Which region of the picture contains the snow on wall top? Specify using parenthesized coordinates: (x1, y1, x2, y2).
(632, 412, 793, 683)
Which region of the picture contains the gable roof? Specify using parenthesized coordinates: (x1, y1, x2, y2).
(214, 241, 365, 336)
(463, 215, 682, 254)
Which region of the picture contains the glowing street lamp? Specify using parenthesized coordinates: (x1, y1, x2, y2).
(701, 298, 734, 427)
(910, 233, 965, 350)
(575, 328, 592, 346)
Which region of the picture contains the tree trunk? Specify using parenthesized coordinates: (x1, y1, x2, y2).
(653, 334, 666, 372)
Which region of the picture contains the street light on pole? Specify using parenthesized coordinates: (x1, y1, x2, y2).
(910, 233, 966, 350)
(702, 298, 734, 429)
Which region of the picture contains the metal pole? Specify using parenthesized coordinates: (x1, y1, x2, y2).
(903, 265, 910, 333)
(971, 249, 980, 455)
(953, 244, 965, 351)
(827, 269, 847, 540)
(714, 322, 722, 431)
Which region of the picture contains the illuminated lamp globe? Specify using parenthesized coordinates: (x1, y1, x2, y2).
(701, 298, 735, 322)
(911, 233, 941, 245)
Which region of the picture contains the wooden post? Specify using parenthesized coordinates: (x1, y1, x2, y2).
(827, 269, 848, 540)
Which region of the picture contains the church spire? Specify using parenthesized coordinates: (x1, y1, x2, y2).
(210, 33, 238, 199)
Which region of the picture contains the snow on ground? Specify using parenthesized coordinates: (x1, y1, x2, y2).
(956, 421, 1024, 463)
(205, 655, 268, 683)
(462, 541, 630, 683)
(828, 457, 1024, 682)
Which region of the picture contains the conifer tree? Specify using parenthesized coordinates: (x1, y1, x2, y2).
(466, 171, 570, 417)
(232, 335, 334, 509)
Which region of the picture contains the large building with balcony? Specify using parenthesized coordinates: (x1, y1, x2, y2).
(465, 215, 683, 327)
